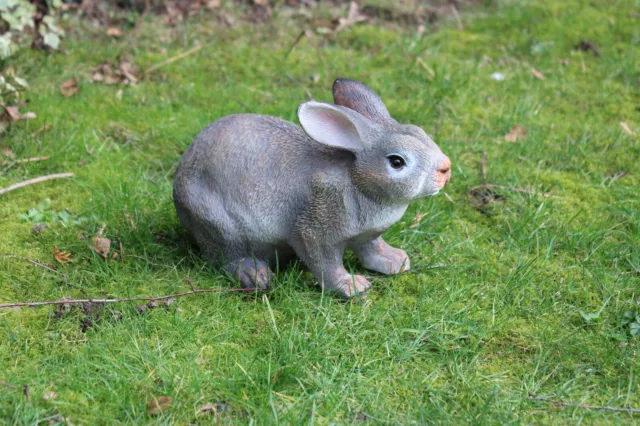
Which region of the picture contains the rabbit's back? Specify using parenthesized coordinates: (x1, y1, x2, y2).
(174, 114, 338, 246)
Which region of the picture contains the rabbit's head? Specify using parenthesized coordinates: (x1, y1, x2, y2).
(298, 78, 451, 204)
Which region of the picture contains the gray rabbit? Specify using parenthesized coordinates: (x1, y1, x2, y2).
(173, 78, 451, 299)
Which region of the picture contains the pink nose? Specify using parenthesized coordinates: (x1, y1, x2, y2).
(436, 156, 451, 188)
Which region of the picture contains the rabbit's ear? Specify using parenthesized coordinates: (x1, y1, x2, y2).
(298, 101, 373, 152)
(332, 78, 397, 124)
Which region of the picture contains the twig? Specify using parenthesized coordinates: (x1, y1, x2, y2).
(481, 151, 487, 182)
(469, 184, 558, 198)
(285, 74, 313, 101)
(142, 45, 203, 77)
(424, 263, 449, 270)
(529, 395, 640, 414)
(22, 257, 65, 276)
(1, 156, 50, 167)
(0, 381, 18, 390)
(304, 30, 330, 75)
(185, 277, 196, 291)
(450, 3, 464, 30)
(284, 30, 305, 60)
(0, 287, 264, 309)
(0, 173, 74, 197)
(134, 0, 151, 30)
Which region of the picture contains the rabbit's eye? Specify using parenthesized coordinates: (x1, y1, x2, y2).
(388, 155, 406, 169)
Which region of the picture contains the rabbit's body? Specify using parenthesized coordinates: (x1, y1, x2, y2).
(174, 79, 450, 298)
(174, 114, 408, 263)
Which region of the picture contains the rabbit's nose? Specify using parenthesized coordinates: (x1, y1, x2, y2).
(436, 156, 451, 187)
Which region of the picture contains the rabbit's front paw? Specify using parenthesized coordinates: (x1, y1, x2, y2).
(361, 246, 410, 275)
(330, 273, 371, 299)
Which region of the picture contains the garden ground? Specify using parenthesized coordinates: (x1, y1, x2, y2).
(1, 0, 639, 423)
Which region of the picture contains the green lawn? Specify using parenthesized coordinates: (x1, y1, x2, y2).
(1, 0, 639, 423)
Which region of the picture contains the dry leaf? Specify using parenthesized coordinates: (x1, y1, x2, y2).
(93, 58, 138, 85)
(54, 245, 72, 264)
(219, 12, 235, 27)
(205, 0, 221, 8)
(107, 27, 123, 37)
(199, 403, 217, 414)
(92, 234, 111, 259)
(147, 396, 173, 415)
(60, 78, 80, 97)
(118, 57, 138, 85)
(31, 124, 52, 137)
(335, 1, 368, 32)
(410, 213, 428, 228)
(42, 391, 57, 400)
(4, 106, 20, 121)
(505, 125, 527, 143)
(20, 112, 36, 120)
(531, 68, 545, 80)
(253, 0, 269, 5)
(1, 146, 16, 159)
(620, 121, 633, 135)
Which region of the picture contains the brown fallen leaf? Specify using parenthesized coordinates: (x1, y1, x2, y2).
(198, 402, 233, 416)
(620, 121, 633, 135)
(3, 105, 20, 121)
(42, 391, 57, 400)
(199, 403, 217, 414)
(118, 57, 138, 85)
(60, 77, 80, 97)
(31, 124, 52, 137)
(92, 234, 111, 259)
(54, 245, 72, 264)
(253, 0, 269, 5)
(1, 145, 16, 159)
(505, 125, 527, 143)
(147, 396, 173, 415)
(531, 68, 545, 80)
(20, 112, 36, 120)
(93, 58, 138, 86)
(107, 27, 123, 37)
(335, 1, 368, 33)
(410, 213, 428, 228)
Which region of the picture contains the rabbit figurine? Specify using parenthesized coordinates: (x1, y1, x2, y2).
(174, 78, 451, 299)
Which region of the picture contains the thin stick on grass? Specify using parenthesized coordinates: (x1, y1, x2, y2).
(529, 394, 640, 414)
(424, 263, 449, 270)
(284, 30, 306, 60)
(470, 184, 558, 198)
(0, 173, 74, 197)
(450, 4, 464, 30)
(481, 151, 487, 182)
(304, 30, 330, 74)
(134, 0, 151, 30)
(22, 257, 66, 276)
(0, 381, 18, 390)
(142, 45, 203, 77)
(0, 287, 264, 309)
(1, 255, 69, 282)
(425, 237, 453, 265)
(1, 156, 50, 167)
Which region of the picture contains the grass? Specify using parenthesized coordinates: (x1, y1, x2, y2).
(1, 0, 639, 423)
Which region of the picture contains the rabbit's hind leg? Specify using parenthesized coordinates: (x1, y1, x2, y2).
(224, 257, 274, 290)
